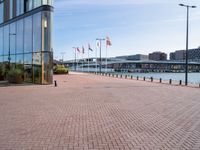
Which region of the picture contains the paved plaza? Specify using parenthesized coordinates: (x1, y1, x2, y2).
(0, 73, 200, 150)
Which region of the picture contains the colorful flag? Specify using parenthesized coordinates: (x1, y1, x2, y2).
(82, 46, 85, 54)
(88, 44, 93, 51)
(106, 36, 112, 46)
(76, 47, 80, 53)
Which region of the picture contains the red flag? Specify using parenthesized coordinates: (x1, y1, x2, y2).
(106, 36, 112, 46)
(76, 47, 80, 53)
(82, 46, 85, 54)
(88, 44, 93, 51)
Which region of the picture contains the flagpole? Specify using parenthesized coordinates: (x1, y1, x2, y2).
(106, 45, 108, 73)
(88, 48, 89, 72)
(82, 52, 83, 72)
(95, 46, 97, 73)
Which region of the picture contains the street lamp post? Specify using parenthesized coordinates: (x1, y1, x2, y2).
(179, 4, 197, 86)
(8, 33, 16, 70)
(96, 38, 105, 73)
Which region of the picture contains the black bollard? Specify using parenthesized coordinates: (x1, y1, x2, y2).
(121, 75, 122, 78)
(54, 80, 57, 87)
(151, 77, 153, 82)
(137, 76, 139, 80)
(169, 79, 172, 84)
(179, 80, 182, 85)
(131, 76, 133, 79)
(143, 77, 146, 81)
(125, 75, 127, 79)
(160, 78, 162, 83)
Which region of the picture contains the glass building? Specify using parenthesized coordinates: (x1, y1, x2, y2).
(0, 0, 53, 84)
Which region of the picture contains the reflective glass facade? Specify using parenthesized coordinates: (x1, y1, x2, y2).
(0, 0, 53, 84)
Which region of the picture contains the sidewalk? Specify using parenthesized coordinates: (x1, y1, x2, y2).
(0, 72, 200, 150)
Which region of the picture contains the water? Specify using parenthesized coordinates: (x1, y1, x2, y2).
(115, 72, 200, 84)
(73, 67, 200, 84)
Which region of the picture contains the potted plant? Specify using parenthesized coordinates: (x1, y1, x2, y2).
(54, 65, 69, 74)
(7, 68, 23, 84)
(0, 64, 5, 81)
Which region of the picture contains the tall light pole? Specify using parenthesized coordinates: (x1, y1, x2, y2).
(8, 33, 16, 70)
(96, 38, 105, 73)
(179, 3, 197, 86)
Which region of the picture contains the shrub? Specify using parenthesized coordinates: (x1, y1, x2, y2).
(54, 65, 69, 74)
(8, 68, 23, 84)
(0, 64, 5, 80)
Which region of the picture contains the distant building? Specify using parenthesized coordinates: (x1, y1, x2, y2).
(149, 52, 167, 61)
(170, 50, 186, 61)
(116, 54, 149, 61)
(170, 48, 200, 62)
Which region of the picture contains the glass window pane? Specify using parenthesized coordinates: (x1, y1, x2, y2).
(16, 54, 24, 70)
(0, 28, 3, 55)
(16, 19, 24, 54)
(34, 0, 41, 8)
(0, 3, 3, 23)
(24, 53, 32, 64)
(24, 16, 33, 53)
(24, 65, 32, 82)
(42, 11, 52, 51)
(10, 23, 16, 54)
(33, 12, 41, 52)
(16, 0, 24, 16)
(10, 0, 13, 19)
(3, 25, 9, 55)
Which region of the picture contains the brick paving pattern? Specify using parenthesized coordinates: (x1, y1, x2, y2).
(0, 72, 200, 150)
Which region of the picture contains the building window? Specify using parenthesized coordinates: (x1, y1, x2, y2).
(16, 19, 24, 54)
(16, 0, 24, 16)
(0, 27, 3, 56)
(9, 22, 16, 55)
(3, 25, 9, 55)
(33, 12, 42, 52)
(24, 16, 33, 53)
(0, 2, 3, 23)
(9, 0, 13, 19)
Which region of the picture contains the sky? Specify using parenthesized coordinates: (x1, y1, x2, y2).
(53, 0, 200, 61)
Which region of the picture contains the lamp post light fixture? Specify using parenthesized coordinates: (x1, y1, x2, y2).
(179, 3, 197, 86)
(8, 33, 16, 70)
(96, 38, 105, 73)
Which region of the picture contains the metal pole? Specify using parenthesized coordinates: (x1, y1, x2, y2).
(179, 4, 197, 85)
(106, 45, 108, 73)
(185, 6, 189, 86)
(8, 34, 10, 70)
(100, 40, 102, 73)
(88, 48, 89, 72)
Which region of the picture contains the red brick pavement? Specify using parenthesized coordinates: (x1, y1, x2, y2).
(0, 72, 200, 150)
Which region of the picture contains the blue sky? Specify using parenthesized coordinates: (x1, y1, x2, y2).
(54, 0, 200, 60)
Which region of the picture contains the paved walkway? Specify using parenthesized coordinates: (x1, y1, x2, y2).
(0, 73, 200, 150)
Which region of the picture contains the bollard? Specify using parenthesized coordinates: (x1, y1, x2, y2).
(109, 74, 110, 77)
(54, 80, 57, 87)
(179, 80, 182, 85)
(151, 77, 153, 82)
(169, 79, 172, 84)
(125, 75, 127, 79)
(160, 78, 162, 83)
(143, 77, 146, 81)
(131, 76, 133, 79)
(121, 75, 122, 78)
(137, 76, 139, 80)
